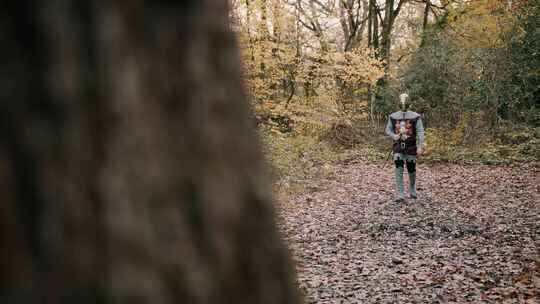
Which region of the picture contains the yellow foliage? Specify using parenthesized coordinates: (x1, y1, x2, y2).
(451, 112, 472, 145)
(233, 0, 385, 132)
(325, 48, 384, 87)
(447, 0, 515, 49)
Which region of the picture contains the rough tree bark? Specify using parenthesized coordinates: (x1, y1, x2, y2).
(371, 1, 380, 50)
(0, 1, 300, 303)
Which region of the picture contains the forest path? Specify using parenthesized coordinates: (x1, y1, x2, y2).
(277, 163, 539, 303)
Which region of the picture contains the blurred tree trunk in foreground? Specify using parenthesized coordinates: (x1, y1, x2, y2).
(0, 1, 300, 303)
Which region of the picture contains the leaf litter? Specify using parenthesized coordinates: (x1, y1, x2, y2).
(277, 163, 539, 303)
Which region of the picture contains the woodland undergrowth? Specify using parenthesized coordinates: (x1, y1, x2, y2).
(259, 116, 540, 198)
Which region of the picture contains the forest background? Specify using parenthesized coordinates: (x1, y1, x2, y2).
(230, 0, 540, 196)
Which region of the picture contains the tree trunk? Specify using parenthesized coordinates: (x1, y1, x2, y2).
(367, 0, 373, 47)
(0, 1, 300, 303)
(342, 0, 369, 51)
(373, 6, 380, 50)
(419, 0, 431, 47)
(422, 0, 431, 31)
(381, 0, 394, 70)
(355, 0, 370, 49)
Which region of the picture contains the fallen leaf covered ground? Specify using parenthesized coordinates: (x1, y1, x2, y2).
(277, 162, 539, 303)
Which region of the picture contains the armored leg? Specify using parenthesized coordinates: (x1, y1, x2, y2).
(406, 160, 417, 199)
(394, 159, 405, 201)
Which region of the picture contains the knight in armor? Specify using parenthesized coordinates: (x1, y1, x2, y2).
(385, 93, 425, 202)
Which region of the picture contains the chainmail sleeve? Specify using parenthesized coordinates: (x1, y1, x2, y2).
(385, 116, 395, 138)
(416, 117, 425, 149)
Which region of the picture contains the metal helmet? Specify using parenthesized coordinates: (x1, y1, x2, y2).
(399, 93, 410, 111)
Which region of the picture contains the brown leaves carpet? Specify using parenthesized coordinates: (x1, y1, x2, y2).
(277, 163, 539, 303)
